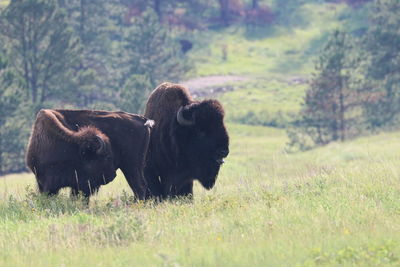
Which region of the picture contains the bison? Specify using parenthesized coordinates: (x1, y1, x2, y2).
(26, 109, 153, 200)
(144, 82, 229, 199)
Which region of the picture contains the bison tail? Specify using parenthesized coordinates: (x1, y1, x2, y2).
(144, 120, 155, 128)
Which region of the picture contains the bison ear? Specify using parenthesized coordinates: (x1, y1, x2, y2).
(176, 105, 195, 126)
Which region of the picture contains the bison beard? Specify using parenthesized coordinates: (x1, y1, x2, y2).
(26, 109, 153, 200)
(144, 82, 230, 199)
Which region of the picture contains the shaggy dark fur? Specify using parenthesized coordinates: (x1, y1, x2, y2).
(144, 82, 229, 199)
(26, 109, 153, 199)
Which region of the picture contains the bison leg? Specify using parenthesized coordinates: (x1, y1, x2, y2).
(176, 180, 193, 198)
(144, 168, 163, 200)
(40, 180, 61, 196)
(121, 168, 147, 200)
(159, 176, 193, 200)
(162, 180, 193, 200)
(71, 183, 99, 200)
(36, 166, 64, 196)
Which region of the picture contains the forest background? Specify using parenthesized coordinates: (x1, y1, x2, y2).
(0, 0, 399, 175)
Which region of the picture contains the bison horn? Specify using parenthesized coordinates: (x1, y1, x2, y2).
(96, 135, 106, 154)
(176, 106, 194, 126)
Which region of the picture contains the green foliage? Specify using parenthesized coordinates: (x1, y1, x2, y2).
(361, 0, 400, 128)
(60, 0, 119, 106)
(0, 50, 26, 174)
(118, 74, 152, 113)
(287, 30, 363, 150)
(279, 0, 400, 149)
(122, 9, 190, 87)
(306, 242, 398, 265)
(0, 0, 88, 173)
(0, 0, 83, 105)
(115, 9, 191, 110)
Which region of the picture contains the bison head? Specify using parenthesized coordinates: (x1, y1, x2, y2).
(175, 99, 229, 189)
(79, 135, 116, 184)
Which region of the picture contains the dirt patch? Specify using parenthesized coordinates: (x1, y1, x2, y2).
(285, 76, 308, 86)
(180, 75, 249, 98)
(180, 75, 308, 98)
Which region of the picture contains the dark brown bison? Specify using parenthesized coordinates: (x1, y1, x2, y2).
(26, 109, 153, 200)
(144, 82, 229, 199)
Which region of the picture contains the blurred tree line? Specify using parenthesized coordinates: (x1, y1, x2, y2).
(0, 0, 311, 174)
(0, 0, 395, 172)
(288, 0, 400, 150)
(0, 0, 193, 174)
(0, 0, 281, 174)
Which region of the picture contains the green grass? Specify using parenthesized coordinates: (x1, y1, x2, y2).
(2, 1, 397, 266)
(188, 3, 347, 78)
(221, 79, 306, 127)
(1, 123, 399, 266)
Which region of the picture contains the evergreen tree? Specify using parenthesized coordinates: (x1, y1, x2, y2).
(0, 49, 26, 174)
(59, 0, 121, 107)
(119, 74, 152, 113)
(0, 0, 83, 108)
(287, 30, 361, 150)
(362, 0, 400, 127)
(118, 10, 190, 109)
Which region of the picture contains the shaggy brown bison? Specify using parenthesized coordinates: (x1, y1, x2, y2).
(26, 109, 153, 199)
(144, 82, 229, 199)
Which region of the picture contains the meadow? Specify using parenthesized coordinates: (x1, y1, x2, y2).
(1, 124, 399, 266)
(1, 1, 399, 266)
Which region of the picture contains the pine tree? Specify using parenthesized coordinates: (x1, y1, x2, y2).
(118, 9, 190, 109)
(119, 74, 152, 113)
(287, 30, 361, 150)
(362, 0, 400, 127)
(59, 0, 121, 107)
(0, 49, 26, 174)
(0, 0, 83, 108)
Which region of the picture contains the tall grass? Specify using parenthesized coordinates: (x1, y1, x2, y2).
(1, 124, 399, 266)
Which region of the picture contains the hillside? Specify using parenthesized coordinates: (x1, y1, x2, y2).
(184, 1, 368, 127)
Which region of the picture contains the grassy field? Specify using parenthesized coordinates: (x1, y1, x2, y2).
(2, 1, 399, 266)
(1, 123, 399, 266)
